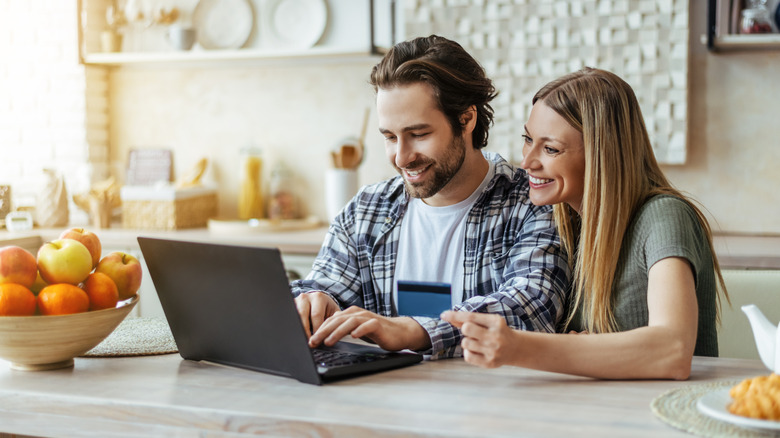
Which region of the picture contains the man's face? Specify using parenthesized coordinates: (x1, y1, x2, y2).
(377, 83, 467, 203)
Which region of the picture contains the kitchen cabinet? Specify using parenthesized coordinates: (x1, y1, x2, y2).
(78, 0, 399, 67)
(706, 0, 780, 51)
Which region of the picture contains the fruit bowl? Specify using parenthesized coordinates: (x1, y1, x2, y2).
(0, 295, 138, 371)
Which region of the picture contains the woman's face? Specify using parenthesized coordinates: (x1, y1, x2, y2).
(520, 100, 586, 213)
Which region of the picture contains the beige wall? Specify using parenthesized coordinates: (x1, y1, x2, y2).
(109, 61, 395, 221)
(664, 1, 780, 234)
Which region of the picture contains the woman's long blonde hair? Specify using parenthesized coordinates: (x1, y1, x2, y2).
(533, 67, 728, 333)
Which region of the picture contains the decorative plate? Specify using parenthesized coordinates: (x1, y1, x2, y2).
(193, 0, 254, 50)
(697, 389, 780, 431)
(266, 0, 327, 49)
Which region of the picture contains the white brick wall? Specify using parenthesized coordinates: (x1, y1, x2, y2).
(404, 0, 690, 165)
(0, 0, 109, 224)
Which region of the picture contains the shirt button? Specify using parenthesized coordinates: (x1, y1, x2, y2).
(385, 217, 392, 224)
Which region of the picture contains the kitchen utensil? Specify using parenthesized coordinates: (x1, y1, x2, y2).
(325, 168, 358, 221)
(167, 25, 197, 51)
(339, 144, 359, 169)
(355, 107, 369, 165)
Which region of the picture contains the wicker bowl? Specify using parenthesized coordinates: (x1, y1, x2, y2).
(0, 296, 138, 371)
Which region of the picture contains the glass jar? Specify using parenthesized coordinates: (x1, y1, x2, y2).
(238, 146, 264, 219)
(740, 7, 774, 34)
(267, 162, 298, 220)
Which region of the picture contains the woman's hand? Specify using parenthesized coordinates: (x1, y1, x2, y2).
(441, 311, 520, 368)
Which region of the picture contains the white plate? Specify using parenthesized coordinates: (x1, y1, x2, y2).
(193, 0, 254, 49)
(697, 389, 780, 431)
(266, 0, 327, 49)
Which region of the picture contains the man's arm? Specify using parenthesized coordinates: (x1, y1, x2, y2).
(290, 219, 364, 308)
(290, 214, 367, 337)
(418, 206, 571, 359)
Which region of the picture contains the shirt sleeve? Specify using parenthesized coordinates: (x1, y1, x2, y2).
(415, 205, 571, 360)
(290, 219, 364, 310)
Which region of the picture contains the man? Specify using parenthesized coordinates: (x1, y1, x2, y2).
(292, 35, 570, 359)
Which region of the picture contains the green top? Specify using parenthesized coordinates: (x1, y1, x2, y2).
(572, 195, 719, 357)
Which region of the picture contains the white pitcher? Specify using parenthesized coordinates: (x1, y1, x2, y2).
(741, 304, 780, 373)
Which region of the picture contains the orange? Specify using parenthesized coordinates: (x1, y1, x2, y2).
(0, 283, 37, 316)
(37, 284, 89, 315)
(83, 272, 119, 311)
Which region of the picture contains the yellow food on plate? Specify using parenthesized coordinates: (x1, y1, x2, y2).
(728, 373, 780, 421)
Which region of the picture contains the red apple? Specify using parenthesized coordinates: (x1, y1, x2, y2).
(95, 251, 142, 300)
(36, 239, 94, 285)
(59, 227, 102, 268)
(0, 245, 38, 288)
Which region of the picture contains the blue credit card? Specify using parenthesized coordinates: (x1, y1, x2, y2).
(397, 280, 451, 318)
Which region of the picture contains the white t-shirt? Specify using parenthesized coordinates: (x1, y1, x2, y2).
(393, 160, 495, 310)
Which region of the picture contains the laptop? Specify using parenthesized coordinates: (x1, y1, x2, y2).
(137, 237, 422, 385)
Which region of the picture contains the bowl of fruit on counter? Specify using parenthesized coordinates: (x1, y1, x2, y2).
(0, 228, 142, 371)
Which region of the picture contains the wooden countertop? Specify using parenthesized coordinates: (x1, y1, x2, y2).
(1, 227, 778, 268)
(0, 354, 768, 437)
(0, 225, 329, 256)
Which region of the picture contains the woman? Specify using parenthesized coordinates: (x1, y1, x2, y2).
(442, 67, 729, 380)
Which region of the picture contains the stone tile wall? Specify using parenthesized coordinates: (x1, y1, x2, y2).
(404, 0, 689, 164)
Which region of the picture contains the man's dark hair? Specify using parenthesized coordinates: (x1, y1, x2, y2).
(369, 35, 497, 149)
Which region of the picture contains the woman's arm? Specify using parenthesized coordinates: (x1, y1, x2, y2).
(441, 256, 698, 380)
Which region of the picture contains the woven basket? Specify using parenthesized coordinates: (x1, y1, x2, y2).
(120, 186, 217, 230)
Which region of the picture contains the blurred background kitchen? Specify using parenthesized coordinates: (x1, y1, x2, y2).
(1, 0, 779, 359)
(0, 0, 779, 233)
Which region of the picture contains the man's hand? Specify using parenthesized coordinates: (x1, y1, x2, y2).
(441, 311, 519, 368)
(295, 291, 340, 338)
(309, 306, 431, 352)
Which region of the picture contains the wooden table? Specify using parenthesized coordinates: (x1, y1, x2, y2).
(0, 354, 768, 437)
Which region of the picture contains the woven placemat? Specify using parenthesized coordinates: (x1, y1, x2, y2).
(651, 380, 780, 437)
(80, 317, 178, 357)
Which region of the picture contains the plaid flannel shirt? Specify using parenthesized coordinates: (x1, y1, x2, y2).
(291, 152, 571, 359)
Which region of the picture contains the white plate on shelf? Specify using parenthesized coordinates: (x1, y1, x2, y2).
(697, 389, 780, 431)
(266, 0, 327, 49)
(193, 0, 254, 49)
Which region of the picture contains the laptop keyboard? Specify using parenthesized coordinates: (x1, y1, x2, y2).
(312, 348, 387, 368)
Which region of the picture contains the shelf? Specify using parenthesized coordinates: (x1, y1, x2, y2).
(709, 34, 780, 51)
(78, 0, 397, 68)
(82, 46, 385, 67)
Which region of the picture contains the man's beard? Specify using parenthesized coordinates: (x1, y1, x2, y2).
(396, 134, 467, 199)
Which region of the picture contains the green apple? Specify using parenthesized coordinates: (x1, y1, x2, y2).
(36, 239, 93, 285)
(59, 227, 102, 268)
(95, 251, 142, 300)
(0, 245, 38, 288)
